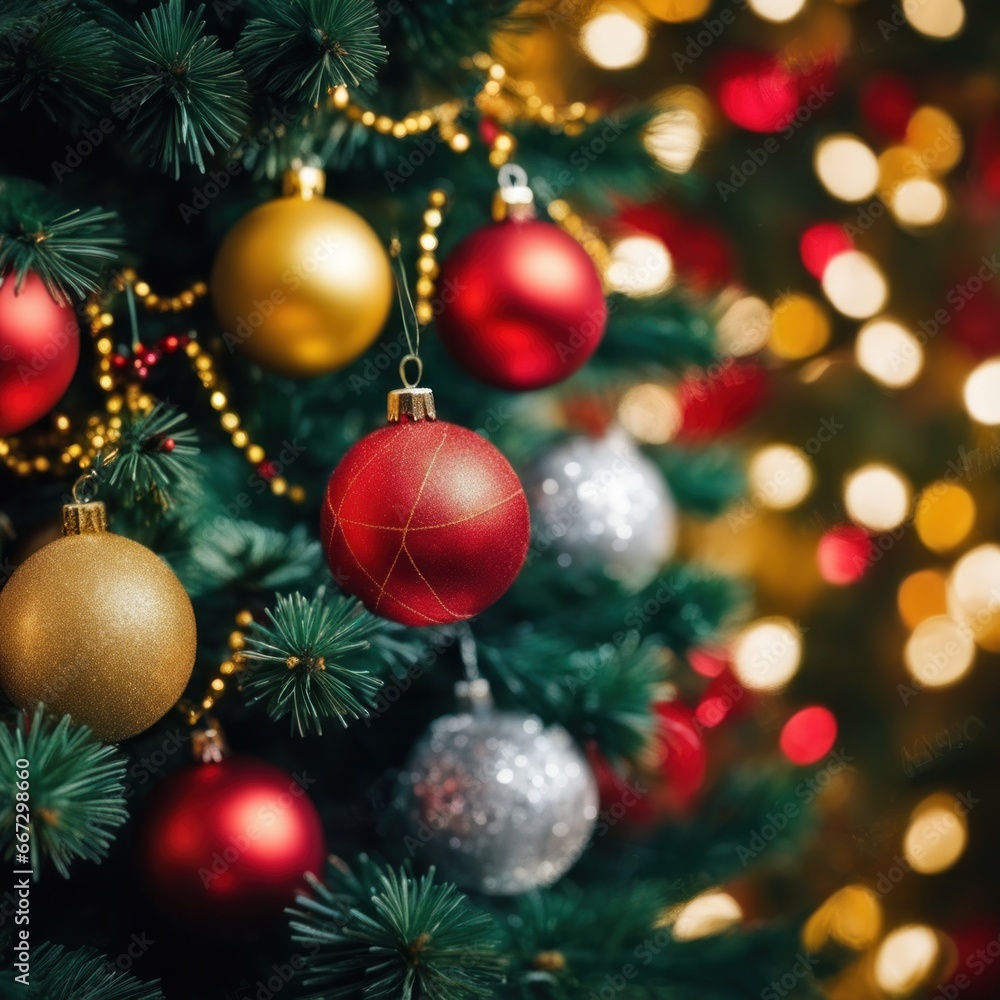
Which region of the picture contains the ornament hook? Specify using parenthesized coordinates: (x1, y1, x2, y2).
(71, 468, 100, 504)
(399, 353, 423, 388)
(496, 163, 535, 221)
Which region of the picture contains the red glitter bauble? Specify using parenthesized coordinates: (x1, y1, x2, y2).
(436, 219, 607, 391)
(136, 757, 325, 935)
(321, 419, 530, 626)
(0, 272, 79, 435)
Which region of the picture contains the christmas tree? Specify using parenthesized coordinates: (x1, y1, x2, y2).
(1, 0, 993, 997)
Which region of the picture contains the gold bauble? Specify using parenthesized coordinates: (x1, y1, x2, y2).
(0, 506, 196, 742)
(210, 185, 393, 378)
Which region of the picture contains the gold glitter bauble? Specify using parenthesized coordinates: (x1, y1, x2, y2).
(210, 193, 393, 378)
(0, 526, 196, 742)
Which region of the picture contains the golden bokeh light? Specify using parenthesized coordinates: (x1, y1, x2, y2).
(947, 544, 1000, 651)
(843, 464, 911, 532)
(579, 9, 649, 69)
(747, 445, 814, 510)
(803, 885, 883, 952)
(769, 293, 831, 358)
(874, 925, 942, 995)
(891, 178, 948, 228)
(877, 145, 927, 200)
(822, 251, 889, 319)
(904, 615, 975, 688)
(854, 317, 923, 387)
(716, 294, 772, 356)
(731, 617, 803, 692)
(898, 570, 949, 629)
(903, 793, 968, 873)
(963, 358, 1000, 425)
(606, 235, 673, 297)
(904, 0, 965, 40)
(641, 0, 712, 21)
(748, 0, 807, 23)
(914, 482, 975, 552)
(618, 383, 682, 444)
(814, 134, 879, 202)
(645, 107, 704, 173)
(672, 890, 744, 941)
(906, 106, 964, 174)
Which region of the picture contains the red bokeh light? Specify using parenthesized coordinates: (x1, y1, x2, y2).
(780, 706, 838, 765)
(818, 524, 871, 585)
(800, 224, 853, 279)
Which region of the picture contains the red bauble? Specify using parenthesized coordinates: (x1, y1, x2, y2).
(436, 219, 607, 391)
(0, 272, 79, 435)
(677, 359, 768, 440)
(321, 418, 529, 626)
(136, 758, 325, 934)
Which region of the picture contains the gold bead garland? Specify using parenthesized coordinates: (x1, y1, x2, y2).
(414, 189, 450, 327)
(178, 608, 251, 726)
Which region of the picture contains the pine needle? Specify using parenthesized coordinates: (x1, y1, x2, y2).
(0, 706, 128, 879)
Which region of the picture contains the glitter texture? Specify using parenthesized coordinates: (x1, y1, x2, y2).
(394, 708, 598, 895)
(524, 430, 677, 590)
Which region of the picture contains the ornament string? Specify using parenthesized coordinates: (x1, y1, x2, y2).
(389, 237, 422, 388)
(457, 624, 492, 714)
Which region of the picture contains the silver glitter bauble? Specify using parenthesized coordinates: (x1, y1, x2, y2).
(394, 701, 598, 895)
(524, 429, 677, 590)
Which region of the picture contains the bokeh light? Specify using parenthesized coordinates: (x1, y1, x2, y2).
(843, 464, 911, 531)
(579, 10, 649, 69)
(855, 317, 924, 388)
(914, 482, 975, 552)
(731, 617, 803, 692)
(642, 0, 711, 22)
(748, 0, 806, 23)
(747, 444, 814, 510)
(645, 107, 704, 173)
(822, 251, 889, 319)
(672, 890, 744, 940)
(878, 145, 928, 200)
(818, 524, 871, 585)
(716, 294, 772, 356)
(606, 235, 674, 297)
(904, 0, 965, 40)
(903, 792, 968, 873)
(769, 293, 831, 358)
(715, 51, 798, 133)
(800, 223, 853, 279)
(904, 615, 975, 688)
(780, 706, 838, 765)
(618, 383, 682, 444)
(898, 570, 949, 629)
(947, 544, 1000, 651)
(890, 178, 948, 227)
(905, 106, 963, 173)
(814, 134, 880, 202)
(963, 358, 1000, 425)
(803, 885, 883, 952)
(874, 925, 942, 995)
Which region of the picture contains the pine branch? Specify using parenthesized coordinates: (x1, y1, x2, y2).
(117, 0, 249, 178)
(0, 1, 116, 121)
(0, 176, 121, 303)
(288, 855, 505, 999)
(0, 941, 164, 999)
(647, 446, 747, 518)
(482, 632, 663, 761)
(180, 521, 324, 598)
(101, 402, 201, 510)
(241, 589, 384, 736)
(0, 706, 128, 879)
(596, 294, 717, 374)
(239, 0, 387, 109)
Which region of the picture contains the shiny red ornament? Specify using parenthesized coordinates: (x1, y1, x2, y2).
(436, 219, 606, 391)
(136, 757, 325, 935)
(712, 50, 800, 133)
(677, 360, 768, 440)
(654, 701, 707, 802)
(321, 418, 530, 626)
(0, 271, 79, 435)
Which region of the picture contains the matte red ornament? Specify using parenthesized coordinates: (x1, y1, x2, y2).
(436, 219, 606, 391)
(136, 757, 325, 935)
(321, 417, 529, 626)
(0, 271, 80, 435)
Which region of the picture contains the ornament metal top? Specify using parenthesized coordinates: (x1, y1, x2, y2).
(393, 678, 599, 895)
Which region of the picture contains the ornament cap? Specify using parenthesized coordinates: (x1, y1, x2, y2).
(387, 386, 436, 423)
(283, 166, 326, 200)
(62, 500, 108, 536)
(455, 677, 494, 714)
